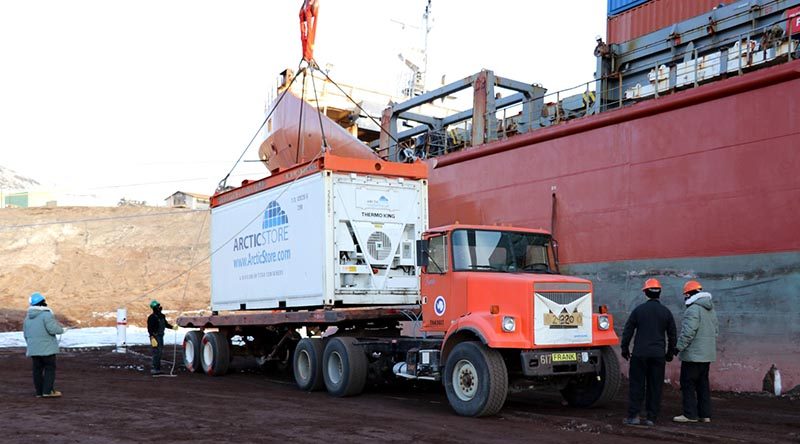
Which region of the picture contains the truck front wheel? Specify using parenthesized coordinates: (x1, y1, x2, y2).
(443, 341, 508, 417)
(293, 338, 325, 391)
(322, 337, 367, 397)
(560, 346, 621, 407)
(183, 330, 203, 373)
(201, 331, 230, 376)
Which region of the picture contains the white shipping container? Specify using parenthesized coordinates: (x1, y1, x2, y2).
(210, 169, 428, 311)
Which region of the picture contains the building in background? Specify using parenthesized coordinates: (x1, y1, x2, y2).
(165, 191, 210, 209)
(1, 189, 57, 208)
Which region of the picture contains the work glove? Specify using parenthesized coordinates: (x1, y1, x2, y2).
(665, 352, 673, 362)
(172, 325, 179, 331)
(671, 347, 680, 357)
(621, 349, 630, 361)
(150, 336, 158, 348)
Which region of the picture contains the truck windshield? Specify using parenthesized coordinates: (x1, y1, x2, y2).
(451, 229, 556, 274)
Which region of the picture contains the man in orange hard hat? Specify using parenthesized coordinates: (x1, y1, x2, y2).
(620, 278, 677, 426)
(673, 280, 719, 423)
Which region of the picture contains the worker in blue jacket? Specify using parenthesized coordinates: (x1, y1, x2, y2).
(23, 292, 65, 398)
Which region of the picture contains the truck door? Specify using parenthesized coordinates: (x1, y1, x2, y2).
(421, 234, 451, 333)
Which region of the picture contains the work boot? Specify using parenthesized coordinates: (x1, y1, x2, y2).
(150, 369, 163, 375)
(672, 415, 698, 423)
(622, 417, 641, 425)
(42, 390, 62, 398)
(642, 419, 655, 426)
(699, 417, 711, 423)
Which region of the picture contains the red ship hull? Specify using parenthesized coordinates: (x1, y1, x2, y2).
(428, 61, 800, 392)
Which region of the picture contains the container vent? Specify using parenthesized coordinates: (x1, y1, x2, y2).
(367, 231, 392, 260)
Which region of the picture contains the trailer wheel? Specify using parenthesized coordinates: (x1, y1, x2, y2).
(201, 331, 230, 376)
(443, 341, 508, 417)
(293, 338, 325, 391)
(183, 330, 203, 373)
(322, 337, 367, 397)
(560, 346, 621, 407)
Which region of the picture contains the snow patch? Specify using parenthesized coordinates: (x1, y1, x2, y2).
(0, 326, 187, 348)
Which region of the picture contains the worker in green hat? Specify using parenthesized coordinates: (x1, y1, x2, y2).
(146, 300, 177, 375)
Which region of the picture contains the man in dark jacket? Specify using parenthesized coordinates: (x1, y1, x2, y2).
(23, 292, 65, 398)
(621, 279, 677, 425)
(147, 300, 177, 375)
(673, 280, 719, 423)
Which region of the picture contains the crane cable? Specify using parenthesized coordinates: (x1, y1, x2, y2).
(216, 57, 307, 193)
(167, 208, 209, 376)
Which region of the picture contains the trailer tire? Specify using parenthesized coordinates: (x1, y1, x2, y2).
(183, 330, 203, 373)
(293, 338, 325, 391)
(443, 341, 508, 417)
(322, 337, 367, 397)
(560, 346, 621, 408)
(201, 331, 230, 376)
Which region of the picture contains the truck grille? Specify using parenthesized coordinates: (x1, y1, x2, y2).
(536, 291, 587, 305)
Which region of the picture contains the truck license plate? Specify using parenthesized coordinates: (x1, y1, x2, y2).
(551, 352, 577, 362)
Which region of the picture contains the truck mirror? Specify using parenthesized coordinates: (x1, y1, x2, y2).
(416, 239, 429, 267)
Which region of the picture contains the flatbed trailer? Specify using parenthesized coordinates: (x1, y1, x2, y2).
(178, 306, 420, 329)
(178, 154, 620, 416)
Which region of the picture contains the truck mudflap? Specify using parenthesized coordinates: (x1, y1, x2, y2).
(520, 349, 601, 377)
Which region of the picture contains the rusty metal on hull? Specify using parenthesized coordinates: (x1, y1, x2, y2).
(426, 60, 800, 391)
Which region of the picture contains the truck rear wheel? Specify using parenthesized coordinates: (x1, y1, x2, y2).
(560, 346, 621, 407)
(183, 330, 203, 373)
(322, 337, 367, 397)
(293, 338, 325, 391)
(201, 331, 230, 376)
(443, 341, 508, 417)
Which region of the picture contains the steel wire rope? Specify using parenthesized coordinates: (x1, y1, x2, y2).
(148, 73, 334, 370)
(308, 65, 330, 151)
(123, 60, 308, 308)
(78, 60, 342, 362)
(217, 58, 306, 192)
(296, 67, 308, 163)
(123, 73, 332, 312)
(0, 209, 204, 230)
(167, 208, 209, 376)
(310, 58, 402, 154)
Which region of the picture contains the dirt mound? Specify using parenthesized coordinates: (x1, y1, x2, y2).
(0, 206, 210, 331)
(0, 309, 75, 331)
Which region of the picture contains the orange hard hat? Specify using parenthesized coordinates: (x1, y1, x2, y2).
(683, 280, 702, 294)
(642, 278, 662, 291)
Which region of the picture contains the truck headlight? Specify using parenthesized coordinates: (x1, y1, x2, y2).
(502, 316, 516, 332)
(598, 315, 610, 331)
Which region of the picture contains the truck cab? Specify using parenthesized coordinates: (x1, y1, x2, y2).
(412, 224, 620, 416)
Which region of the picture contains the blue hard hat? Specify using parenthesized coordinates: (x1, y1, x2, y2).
(30, 292, 45, 306)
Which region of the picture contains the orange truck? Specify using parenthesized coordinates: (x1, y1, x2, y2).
(177, 155, 620, 417)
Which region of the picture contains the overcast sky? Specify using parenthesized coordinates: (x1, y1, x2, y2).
(0, 1, 606, 205)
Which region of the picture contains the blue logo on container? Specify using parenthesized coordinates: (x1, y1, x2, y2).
(263, 201, 288, 229)
(379, 196, 389, 205)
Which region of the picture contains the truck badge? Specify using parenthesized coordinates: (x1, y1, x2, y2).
(434, 296, 446, 316)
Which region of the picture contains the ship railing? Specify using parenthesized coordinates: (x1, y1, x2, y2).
(374, 15, 798, 161)
(615, 15, 799, 102)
